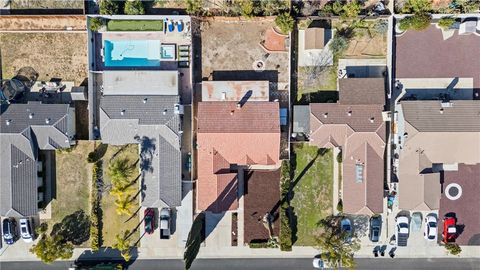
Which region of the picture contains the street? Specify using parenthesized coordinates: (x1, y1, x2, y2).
(1, 258, 479, 270)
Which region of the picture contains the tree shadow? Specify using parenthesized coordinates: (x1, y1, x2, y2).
(135, 135, 156, 174)
(184, 213, 205, 270)
(352, 215, 369, 238)
(51, 210, 90, 245)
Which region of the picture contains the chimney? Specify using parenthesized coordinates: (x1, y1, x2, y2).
(369, 117, 375, 123)
(29, 113, 34, 119)
(45, 118, 50, 124)
(323, 112, 328, 118)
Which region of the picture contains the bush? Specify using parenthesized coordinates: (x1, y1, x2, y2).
(374, 20, 389, 35)
(87, 152, 97, 163)
(260, 0, 289, 16)
(398, 13, 432, 31)
(279, 160, 293, 251)
(342, 0, 361, 18)
(124, 0, 145, 15)
(438, 17, 456, 30)
(240, 0, 255, 18)
(89, 17, 103, 32)
(401, 0, 432, 14)
(329, 35, 349, 56)
(249, 241, 269, 248)
(275, 12, 295, 34)
(186, 0, 204, 15)
(336, 151, 343, 163)
(99, 0, 120, 15)
(90, 161, 102, 251)
(445, 243, 462, 255)
(337, 199, 343, 213)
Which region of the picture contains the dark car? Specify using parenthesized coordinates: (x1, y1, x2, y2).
(2, 218, 17, 245)
(144, 208, 155, 234)
(369, 215, 382, 242)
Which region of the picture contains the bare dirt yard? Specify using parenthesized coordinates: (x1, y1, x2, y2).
(201, 18, 290, 83)
(0, 32, 88, 85)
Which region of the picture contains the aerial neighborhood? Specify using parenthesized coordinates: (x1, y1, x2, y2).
(0, 0, 479, 269)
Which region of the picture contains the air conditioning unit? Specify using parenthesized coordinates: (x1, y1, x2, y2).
(174, 104, 184, 115)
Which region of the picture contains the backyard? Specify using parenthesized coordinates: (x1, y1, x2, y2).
(0, 33, 88, 85)
(101, 144, 141, 247)
(47, 141, 95, 247)
(290, 144, 333, 246)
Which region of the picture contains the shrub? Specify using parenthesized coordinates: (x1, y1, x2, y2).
(438, 17, 456, 30)
(332, 0, 343, 15)
(329, 35, 349, 56)
(342, 0, 361, 19)
(90, 161, 102, 251)
(279, 160, 293, 251)
(87, 152, 97, 163)
(398, 13, 432, 31)
(124, 0, 145, 15)
(89, 17, 103, 32)
(337, 199, 343, 213)
(401, 0, 432, 14)
(249, 241, 269, 248)
(336, 151, 343, 163)
(445, 243, 462, 255)
(374, 20, 389, 35)
(240, 0, 255, 18)
(275, 12, 295, 34)
(186, 0, 204, 15)
(99, 0, 120, 15)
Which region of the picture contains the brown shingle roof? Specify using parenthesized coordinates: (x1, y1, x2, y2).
(339, 78, 386, 105)
(244, 170, 280, 244)
(197, 101, 280, 133)
(304, 27, 325, 50)
(439, 164, 480, 245)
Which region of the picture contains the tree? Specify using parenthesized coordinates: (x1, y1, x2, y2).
(398, 13, 432, 31)
(401, 0, 432, 14)
(329, 35, 349, 56)
(99, 0, 120, 15)
(108, 158, 134, 187)
(342, 0, 361, 19)
(275, 12, 295, 34)
(186, 0, 204, 15)
(261, 0, 289, 16)
(438, 17, 456, 30)
(30, 234, 74, 263)
(124, 0, 145, 15)
(89, 17, 103, 32)
(445, 243, 462, 255)
(115, 195, 134, 216)
(315, 216, 360, 270)
(332, 0, 344, 15)
(113, 230, 132, 262)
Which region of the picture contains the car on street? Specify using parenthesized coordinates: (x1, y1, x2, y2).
(160, 208, 171, 239)
(19, 218, 33, 243)
(340, 217, 352, 241)
(396, 216, 409, 246)
(443, 216, 457, 243)
(312, 257, 325, 269)
(2, 218, 17, 245)
(424, 215, 437, 241)
(411, 212, 422, 232)
(144, 208, 155, 234)
(369, 215, 382, 242)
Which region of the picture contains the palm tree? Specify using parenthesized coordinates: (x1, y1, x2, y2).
(108, 158, 134, 186)
(113, 230, 131, 262)
(109, 184, 135, 199)
(115, 196, 133, 216)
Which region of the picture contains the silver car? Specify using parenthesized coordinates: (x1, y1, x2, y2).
(19, 218, 33, 243)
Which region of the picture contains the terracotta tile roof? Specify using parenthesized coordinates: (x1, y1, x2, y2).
(440, 164, 480, 246)
(196, 101, 281, 213)
(395, 25, 480, 89)
(309, 103, 386, 215)
(339, 78, 386, 105)
(244, 170, 280, 244)
(197, 101, 280, 133)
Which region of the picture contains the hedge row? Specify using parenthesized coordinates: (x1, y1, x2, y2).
(279, 160, 293, 252)
(90, 161, 103, 251)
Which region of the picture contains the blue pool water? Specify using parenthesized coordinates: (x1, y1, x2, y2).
(103, 39, 161, 67)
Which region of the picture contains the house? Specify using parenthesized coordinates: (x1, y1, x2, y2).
(294, 77, 386, 215)
(397, 100, 480, 212)
(0, 102, 75, 217)
(99, 70, 183, 209)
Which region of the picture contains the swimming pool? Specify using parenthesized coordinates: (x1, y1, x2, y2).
(103, 39, 161, 67)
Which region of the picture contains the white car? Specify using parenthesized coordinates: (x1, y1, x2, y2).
(395, 216, 409, 246)
(313, 257, 325, 269)
(424, 215, 438, 241)
(19, 218, 33, 243)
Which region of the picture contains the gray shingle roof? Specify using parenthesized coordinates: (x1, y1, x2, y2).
(339, 78, 386, 105)
(0, 102, 74, 217)
(401, 100, 480, 132)
(100, 95, 182, 208)
(293, 105, 310, 134)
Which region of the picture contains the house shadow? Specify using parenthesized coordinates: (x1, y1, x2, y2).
(74, 247, 139, 269)
(212, 70, 278, 85)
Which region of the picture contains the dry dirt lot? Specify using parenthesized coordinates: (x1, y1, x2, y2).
(0, 32, 88, 85)
(201, 18, 290, 83)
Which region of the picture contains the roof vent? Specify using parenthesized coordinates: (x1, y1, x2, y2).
(120, 109, 125, 115)
(236, 103, 241, 109)
(323, 113, 328, 118)
(369, 117, 375, 123)
(45, 118, 50, 124)
(439, 108, 444, 114)
(143, 98, 148, 104)
(5, 119, 11, 125)
(163, 109, 167, 115)
(230, 110, 235, 115)
(347, 110, 352, 116)
(221, 92, 226, 101)
(29, 113, 34, 119)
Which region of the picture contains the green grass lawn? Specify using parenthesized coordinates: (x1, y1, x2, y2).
(107, 20, 164, 31)
(101, 144, 141, 247)
(290, 144, 334, 246)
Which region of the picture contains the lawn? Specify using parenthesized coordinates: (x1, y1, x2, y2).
(290, 144, 334, 246)
(107, 20, 164, 31)
(101, 144, 141, 247)
(297, 65, 337, 99)
(49, 141, 95, 246)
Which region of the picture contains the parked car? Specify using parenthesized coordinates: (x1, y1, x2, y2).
(411, 212, 422, 232)
(2, 218, 17, 245)
(144, 208, 155, 234)
(396, 216, 409, 247)
(19, 218, 33, 243)
(340, 217, 352, 241)
(443, 216, 457, 243)
(312, 257, 325, 269)
(424, 215, 438, 241)
(369, 215, 382, 242)
(159, 208, 171, 239)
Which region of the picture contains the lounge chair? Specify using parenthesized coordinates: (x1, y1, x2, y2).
(177, 20, 184, 32)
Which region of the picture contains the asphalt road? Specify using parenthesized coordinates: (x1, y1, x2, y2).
(1, 258, 479, 270)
